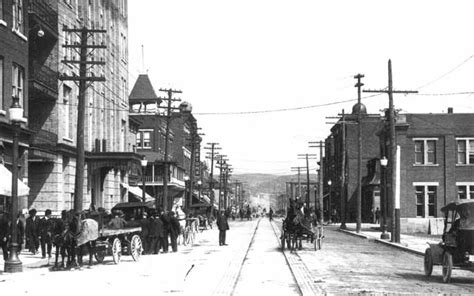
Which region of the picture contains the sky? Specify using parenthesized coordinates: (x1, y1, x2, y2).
(128, 0, 474, 175)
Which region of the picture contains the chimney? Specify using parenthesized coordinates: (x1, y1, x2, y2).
(448, 107, 453, 114)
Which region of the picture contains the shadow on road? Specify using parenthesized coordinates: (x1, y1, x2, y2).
(395, 272, 474, 284)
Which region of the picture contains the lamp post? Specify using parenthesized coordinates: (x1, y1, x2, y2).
(140, 157, 148, 203)
(4, 96, 23, 273)
(328, 180, 332, 224)
(380, 156, 390, 240)
(184, 176, 190, 210)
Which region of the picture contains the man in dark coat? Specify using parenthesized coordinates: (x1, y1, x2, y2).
(25, 208, 39, 254)
(217, 210, 229, 246)
(0, 212, 10, 260)
(169, 212, 180, 252)
(39, 209, 54, 258)
(160, 211, 170, 253)
(149, 213, 164, 254)
(139, 212, 150, 254)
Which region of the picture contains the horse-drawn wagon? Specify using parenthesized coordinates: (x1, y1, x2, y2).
(280, 201, 323, 252)
(93, 226, 143, 264)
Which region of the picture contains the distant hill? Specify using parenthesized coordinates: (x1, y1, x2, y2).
(233, 173, 317, 196)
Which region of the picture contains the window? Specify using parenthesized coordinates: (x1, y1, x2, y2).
(137, 130, 151, 149)
(413, 139, 437, 165)
(457, 184, 474, 200)
(414, 185, 437, 218)
(457, 139, 474, 165)
(12, 0, 24, 33)
(12, 63, 24, 109)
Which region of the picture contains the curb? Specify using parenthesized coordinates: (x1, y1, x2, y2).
(338, 229, 424, 257)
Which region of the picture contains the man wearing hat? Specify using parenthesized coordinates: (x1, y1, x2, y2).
(39, 209, 54, 258)
(0, 212, 10, 260)
(108, 210, 127, 229)
(26, 208, 39, 254)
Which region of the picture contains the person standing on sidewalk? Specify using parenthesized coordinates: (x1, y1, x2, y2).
(217, 210, 229, 246)
(169, 212, 180, 252)
(269, 208, 274, 221)
(160, 210, 170, 253)
(26, 208, 39, 254)
(39, 209, 54, 258)
(0, 212, 9, 260)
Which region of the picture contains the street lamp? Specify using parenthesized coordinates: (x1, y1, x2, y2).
(197, 180, 202, 202)
(140, 157, 148, 203)
(328, 180, 332, 224)
(4, 96, 23, 273)
(379, 156, 390, 240)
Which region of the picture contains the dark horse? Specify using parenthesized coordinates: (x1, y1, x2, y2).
(51, 210, 98, 270)
(283, 199, 313, 252)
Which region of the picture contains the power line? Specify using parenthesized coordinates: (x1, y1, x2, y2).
(416, 55, 474, 90)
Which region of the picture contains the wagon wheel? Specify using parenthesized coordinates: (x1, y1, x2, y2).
(112, 238, 122, 264)
(130, 235, 142, 262)
(94, 248, 106, 264)
(442, 252, 453, 283)
(424, 248, 433, 276)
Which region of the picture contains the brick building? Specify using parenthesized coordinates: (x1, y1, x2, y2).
(129, 74, 203, 211)
(0, 0, 30, 210)
(324, 103, 383, 223)
(380, 110, 474, 232)
(27, 0, 140, 212)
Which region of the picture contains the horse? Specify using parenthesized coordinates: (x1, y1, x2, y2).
(172, 205, 186, 245)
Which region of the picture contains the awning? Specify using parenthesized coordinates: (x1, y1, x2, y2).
(121, 183, 153, 202)
(0, 164, 29, 196)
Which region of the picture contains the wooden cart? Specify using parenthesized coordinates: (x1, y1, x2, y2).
(94, 227, 143, 264)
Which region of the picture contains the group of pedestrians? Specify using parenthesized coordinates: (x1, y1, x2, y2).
(0, 208, 55, 261)
(140, 210, 181, 254)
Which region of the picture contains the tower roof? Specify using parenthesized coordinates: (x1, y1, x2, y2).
(129, 74, 160, 103)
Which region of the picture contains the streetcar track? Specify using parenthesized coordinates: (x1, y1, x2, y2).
(230, 218, 262, 295)
(269, 220, 304, 296)
(270, 219, 324, 295)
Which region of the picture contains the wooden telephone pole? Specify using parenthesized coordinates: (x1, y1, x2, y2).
(205, 142, 221, 213)
(158, 88, 182, 211)
(60, 27, 106, 212)
(364, 60, 418, 242)
(354, 73, 364, 233)
(309, 141, 325, 223)
(297, 154, 317, 207)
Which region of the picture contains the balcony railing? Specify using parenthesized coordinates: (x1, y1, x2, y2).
(28, 0, 58, 37)
(29, 61, 58, 100)
(143, 175, 185, 187)
(31, 129, 58, 148)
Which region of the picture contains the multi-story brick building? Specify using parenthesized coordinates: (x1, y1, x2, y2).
(324, 103, 383, 223)
(379, 109, 474, 232)
(27, 0, 140, 212)
(129, 74, 202, 211)
(0, 0, 30, 211)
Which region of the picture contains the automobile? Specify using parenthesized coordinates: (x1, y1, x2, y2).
(111, 201, 156, 221)
(424, 199, 474, 283)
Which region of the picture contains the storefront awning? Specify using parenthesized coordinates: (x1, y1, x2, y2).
(0, 164, 29, 196)
(121, 183, 153, 202)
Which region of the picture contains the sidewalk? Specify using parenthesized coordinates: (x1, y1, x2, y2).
(0, 249, 52, 273)
(337, 223, 440, 256)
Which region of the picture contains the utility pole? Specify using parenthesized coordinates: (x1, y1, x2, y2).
(204, 142, 221, 214)
(60, 27, 106, 212)
(159, 88, 182, 211)
(290, 167, 305, 199)
(216, 155, 227, 211)
(354, 73, 364, 233)
(309, 141, 325, 223)
(364, 59, 418, 243)
(297, 154, 317, 207)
